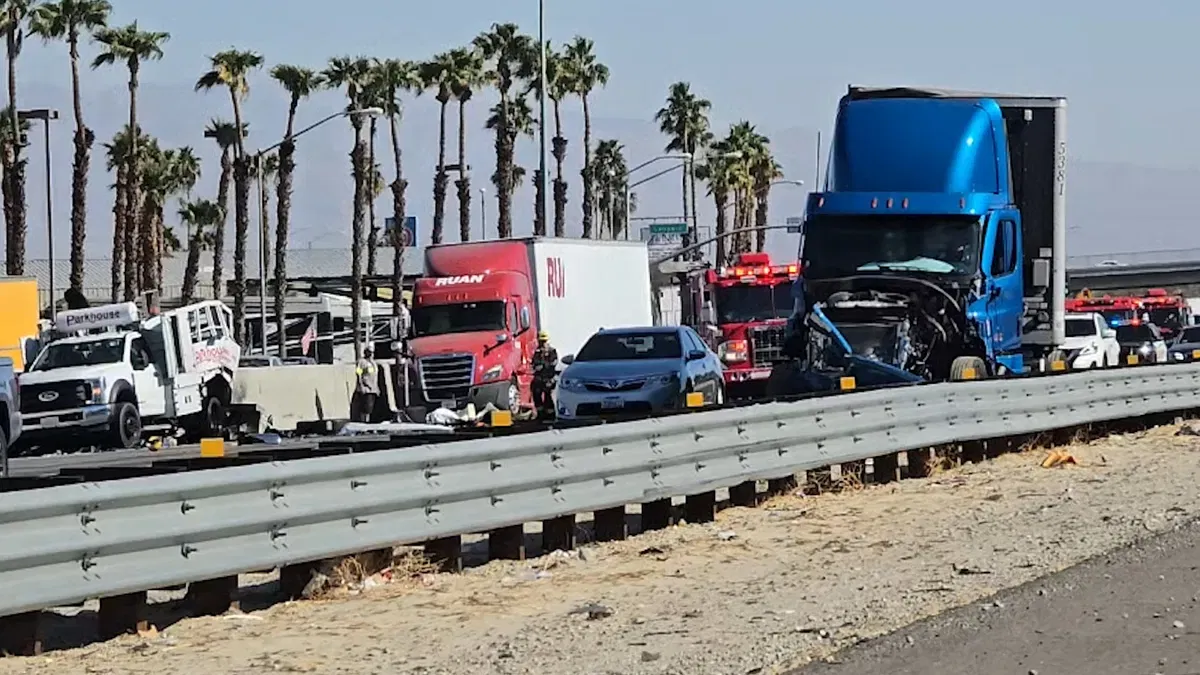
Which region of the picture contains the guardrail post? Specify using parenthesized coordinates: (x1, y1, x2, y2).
(900, 449, 933, 479)
(541, 516, 575, 552)
(729, 481, 759, 507)
(869, 454, 900, 484)
(424, 536, 463, 572)
(767, 474, 799, 495)
(594, 507, 627, 542)
(488, 525, 526, 560)
(684, 491, 716, 523)
(187, 576, 237, 616)
(640, 498, 672, 531)
(0, 611, 41, 656)
(97, 591, 148, 639)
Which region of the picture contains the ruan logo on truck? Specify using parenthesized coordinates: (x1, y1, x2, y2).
(433, 274, 485, 286)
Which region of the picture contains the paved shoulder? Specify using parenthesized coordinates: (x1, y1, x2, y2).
(792, 520, 1200, 675)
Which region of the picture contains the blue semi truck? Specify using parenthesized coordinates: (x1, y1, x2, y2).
(769, 86, 1068, 392)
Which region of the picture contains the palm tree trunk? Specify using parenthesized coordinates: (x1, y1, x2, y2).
(431, 100, 448, 245)
(123, 65, 141, 301)
(110, 166, 126, 302)
(181, 223, 203, 304)
(387, 111, 407, 318)
(230, 90, 250, 344)
(755, 189, 769, 252)
(5, 14, 26, 276)
(261, 168, 271, 279)
(496, 94, 513, 239)
(68, 33, 91, 293)
(680, 129, 690, 244)
(551, 98, 567, 238)
(350, 121, 367, 361)
(212, 148, 231, 299)
(688, 157, 701, 260)
(274, 140, 295, 357)
(366, 117, 379, 274)
(138, 194, 156, 292)
(455, 100, 471, 242)
(714, 191, 729, 268)
(580, 94, 595, 239)
(533, 169, 544, 236)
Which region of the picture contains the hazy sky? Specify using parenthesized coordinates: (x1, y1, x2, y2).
(11, 0, 1200, 269)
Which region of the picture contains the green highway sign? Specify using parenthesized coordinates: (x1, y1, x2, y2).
(649, 222, 688, 235)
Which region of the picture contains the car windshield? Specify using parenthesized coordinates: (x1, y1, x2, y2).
(713, 284, 791, 323)
(1065, 319, 1097, 338)
(576, 331, 682, 362)
(31, 337, 125, 371)
(412, 300, 506, 337)
(1176, 327, 1200, 343)
(802, 214, 981, 279)
(1116, 325, 1155, 343)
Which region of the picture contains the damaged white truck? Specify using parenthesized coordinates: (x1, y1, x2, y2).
(14, 300, 241, 451)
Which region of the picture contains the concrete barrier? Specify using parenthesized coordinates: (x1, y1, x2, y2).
(231, 361, 400, 431)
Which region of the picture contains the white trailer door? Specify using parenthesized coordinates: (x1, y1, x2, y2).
(530, 240, 653, 361)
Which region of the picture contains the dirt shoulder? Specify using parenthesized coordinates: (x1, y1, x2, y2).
(6, 423, 1200, 675)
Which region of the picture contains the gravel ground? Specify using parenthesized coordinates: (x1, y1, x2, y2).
(5, 422, 1200, 675)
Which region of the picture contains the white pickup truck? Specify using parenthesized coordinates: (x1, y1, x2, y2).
(15, 301, 240, 451)
(0, 356, 21, 469)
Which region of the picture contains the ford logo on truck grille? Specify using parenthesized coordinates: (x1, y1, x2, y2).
(37, 391, 59, 402)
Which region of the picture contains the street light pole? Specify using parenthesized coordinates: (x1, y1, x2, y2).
(479, 187, 487, 240)
(19, 109, 59, 316)
(621, 153, 691, 242)
(537, 0, 549, 235)
(255, 107, 383, 355)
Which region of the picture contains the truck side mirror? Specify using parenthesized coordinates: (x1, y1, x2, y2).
(519, 306, 531, 331)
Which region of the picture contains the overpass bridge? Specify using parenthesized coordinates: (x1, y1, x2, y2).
(1067, 248, 1200, 296)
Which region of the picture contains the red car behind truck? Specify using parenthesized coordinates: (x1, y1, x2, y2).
(690, 252, 799, 399)
(405, 237, 653, 413)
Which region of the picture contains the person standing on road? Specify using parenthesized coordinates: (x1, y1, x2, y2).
(531, 331, 559, 417)
(355, 346, 381, 422)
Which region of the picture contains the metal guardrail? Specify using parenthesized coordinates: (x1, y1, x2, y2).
(2, 363, 1200, 618)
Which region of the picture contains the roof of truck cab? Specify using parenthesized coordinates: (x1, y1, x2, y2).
(845, 85, 1065, 107)
(50, 332, 135, 345)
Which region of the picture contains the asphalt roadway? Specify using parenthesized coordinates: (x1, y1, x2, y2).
(793, 520, 1200, 674)
(2, 438, 318, 478)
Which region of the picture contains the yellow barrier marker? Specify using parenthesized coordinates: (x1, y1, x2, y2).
(1050, 360, 1066, 371)
(1126, 354, 1139, 366)
(1192, 349, 1200, 360)
(489, 409, 513, 427)
(199, 437, 225, 458)
(685, 391, 704, 408)
(839, 376, 856, 391)
(960, 367, 977, 380)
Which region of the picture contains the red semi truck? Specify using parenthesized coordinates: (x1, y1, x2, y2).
(405, 238, 653, 413)
(690, 252, 799, 398)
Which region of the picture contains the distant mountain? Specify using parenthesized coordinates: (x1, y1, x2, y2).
(11, 81, 1196, 268)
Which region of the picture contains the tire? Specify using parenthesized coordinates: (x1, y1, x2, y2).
(503, 379, 521, 412)
(200, 394, 226, 438)
(108, 402, 142, 449)
(949, 356, 988, 381)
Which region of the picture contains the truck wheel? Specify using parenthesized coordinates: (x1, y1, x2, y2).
(109, 402, 142, 449)
(200, 395, 226, 438)
(504, 379, 521, 412)
(950, 356, 988, 381)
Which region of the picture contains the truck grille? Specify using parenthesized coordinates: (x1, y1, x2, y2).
(20, 380, 88, 414)
(749, 325, 786, 366)
(419, 354, 475, 402)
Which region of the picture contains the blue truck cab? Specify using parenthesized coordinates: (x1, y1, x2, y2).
(772, 86, 1067, 389)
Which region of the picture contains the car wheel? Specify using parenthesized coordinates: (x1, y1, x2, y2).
(109, 402, 142, 449)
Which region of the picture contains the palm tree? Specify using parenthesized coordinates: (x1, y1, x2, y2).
(0, 102, 27, 276)
(365, 161, 384, 273)
(474, 23, 534, 239)
(592, 139, 628, 239)
(178, 198, 221, 304)
(526, 42, 571, 237)
(418, 51, 456, 246)
(138, 143, 198, 291)
(92, 21, 168, 299)
(752, 149, 782, 252)
(268, 64, 322, 356)
(485, 94, 534, 237)
(256, 153, 278, 277)
(101, 124, 142, 300)
(1, 0, 31, 275)
(697, 138, 735, 268)
(324, 55, 373, 361)
(202, 118, 245, 300)
(721, 122, 769, 255)
(196, 48, 263, 343)
(29, 0, 109, 291)
(563, 37, 608, 240)
(655, 82, 712, 251)
(370, 58, 420, 319)
(450, 48, 483, 242)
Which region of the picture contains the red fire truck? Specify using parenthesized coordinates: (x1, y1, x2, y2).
(1140, 288, 1191, 339)
(690, 252, 799, 398)
(1066, 288, 1191, 338)
(1065, 292, 1143, 326)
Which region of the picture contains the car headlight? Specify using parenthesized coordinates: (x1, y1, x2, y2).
(1174, 352, 1185, 361)
(1138, 344, 1152, 355)
(559, 377, 585, 391)
(648, 372, 680, 386)
(77, 378, 104, 403)
(480, 365, 504, 382)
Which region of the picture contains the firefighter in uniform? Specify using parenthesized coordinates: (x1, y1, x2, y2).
(531, 331, 558, 417)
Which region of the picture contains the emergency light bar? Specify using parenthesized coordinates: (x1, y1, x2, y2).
(717, 264, 799, 279)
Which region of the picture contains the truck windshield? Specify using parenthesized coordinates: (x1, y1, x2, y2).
(802, 215, 981, 279)
(31, 337, 125, 371)
(576, 332, 682, 361)
(411, 301, 506, 337)
(1149, 308, 1182, 330)
(713, 284, 791, 323)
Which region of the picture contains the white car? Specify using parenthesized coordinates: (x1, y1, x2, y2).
(1063, 312, 1120, 368)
